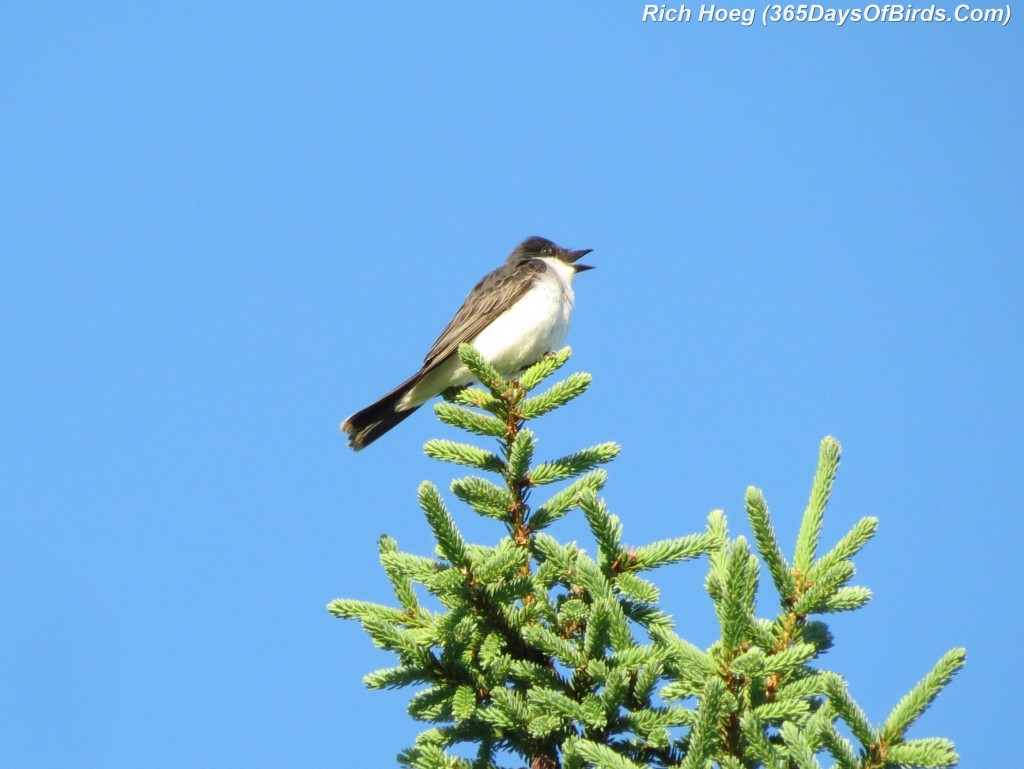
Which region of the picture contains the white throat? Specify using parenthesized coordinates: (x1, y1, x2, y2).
(537, 257, 579, 299)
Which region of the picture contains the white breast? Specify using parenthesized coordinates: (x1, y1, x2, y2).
(470, 258, 576, 375)
(400, 258, 578, 409)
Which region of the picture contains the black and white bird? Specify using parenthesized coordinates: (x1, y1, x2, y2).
(341, 236, 594, 450)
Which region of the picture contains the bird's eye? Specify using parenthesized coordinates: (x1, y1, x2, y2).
(542, 246, 552, 255)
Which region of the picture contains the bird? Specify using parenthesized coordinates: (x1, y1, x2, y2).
(341, 236, 594, 450)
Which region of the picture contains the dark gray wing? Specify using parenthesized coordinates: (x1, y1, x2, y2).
(421, 258, 545, 371)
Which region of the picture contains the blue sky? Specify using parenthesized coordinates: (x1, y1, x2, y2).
(2, 3, 1021, 767)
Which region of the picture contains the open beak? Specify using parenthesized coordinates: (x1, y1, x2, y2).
(567, 247, 594, 272)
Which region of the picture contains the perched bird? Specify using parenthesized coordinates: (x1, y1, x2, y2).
(341, 236, 594, 450)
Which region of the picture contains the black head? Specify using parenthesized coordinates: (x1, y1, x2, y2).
(509, 236, 594, 272)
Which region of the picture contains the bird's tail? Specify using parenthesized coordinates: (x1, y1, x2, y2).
(341, 373, 424, 451)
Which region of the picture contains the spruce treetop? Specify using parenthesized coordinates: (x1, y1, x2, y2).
(329, 345, 964, 769)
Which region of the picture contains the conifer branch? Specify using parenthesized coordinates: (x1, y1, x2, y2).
(530, 443, 621, 486)
(330, 353, 963, 769)
(738, 710, 781, 766)
(450, 476, 513, 521)
(746, 486, 798, 599)
(580, 491, 625, 569)
(507, 427, 537, 482)
(762, 642, 817, 674)
(364, 665, 436, 690)
(825, 674, 876, 747)
(794, 437, 842, 573)
(448, 385, 501, 413)
(681, 677, 728, 768)
(613, 572, 659, 604)
(435, 402, 508, 438)
(816, 586, 872, 613)
(806, 516, 878, 584)
(423, 439, 505, 472)
(780, 721, 821, 769)
(790, 561, 855, 616)
(530, 470, 607, 531)
(518, 347, 573, 391)
(570, 739, 646, 769)
(818, 721, 860, 769)
(879, 648, 966, 744)
(883, 737, 959, 768)
(457, 342, 505, 397)
(326, 598, 412, 625)
(520, 373, 591, 420)
(380, 535, 421, 612)
(629, 534, 708, 572)
(712, 537, 759, 653)
(419, 481, 469, 567)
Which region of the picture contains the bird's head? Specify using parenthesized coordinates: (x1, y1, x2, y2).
(511, 236, 594, 273)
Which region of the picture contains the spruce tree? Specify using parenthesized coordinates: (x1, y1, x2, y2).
(329, 346, 964, 769)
